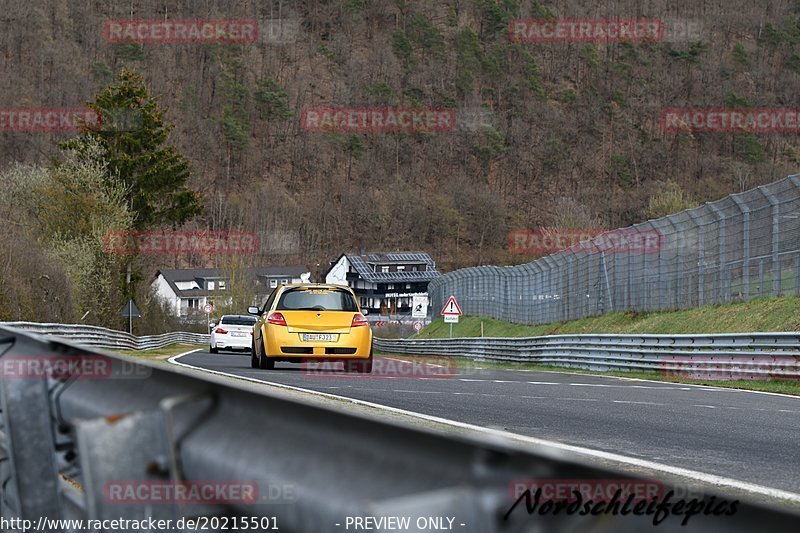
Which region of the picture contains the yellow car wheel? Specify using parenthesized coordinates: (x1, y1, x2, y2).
(250, 341, 258, 368)
(257, 339, 275, 370)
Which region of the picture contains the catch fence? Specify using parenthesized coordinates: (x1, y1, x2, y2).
(429, 175, 800, 324)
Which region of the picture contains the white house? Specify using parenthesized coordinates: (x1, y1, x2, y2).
(324, 251, 439, 317)
(153, 266, 311, 317)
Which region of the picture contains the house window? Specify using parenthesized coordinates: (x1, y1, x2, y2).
(218, 281, 226, 290)
(396, 265, 405, 271)
(281, 279, 289, 284)
(208, 281, 215, 290)
(387, 284, 394, 290)
(270, 279, 278, 288)
(406, 283, 411, 289)
(411, 265, 418, 271)
(381, 266, 389, 273)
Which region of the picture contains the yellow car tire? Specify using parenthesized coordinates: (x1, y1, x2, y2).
(257, 339, 275, 370)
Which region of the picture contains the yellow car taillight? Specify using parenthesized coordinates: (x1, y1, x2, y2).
(351, 313, 368, 327)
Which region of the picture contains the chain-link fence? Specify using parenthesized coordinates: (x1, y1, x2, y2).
(429, 175, 800, 324)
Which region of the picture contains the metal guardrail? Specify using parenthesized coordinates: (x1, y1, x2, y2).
(375, 333, 800, 378)
(1, 326, 799, 532)
(0, 322, 209, 350)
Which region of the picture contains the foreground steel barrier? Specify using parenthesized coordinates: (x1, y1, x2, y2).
(0, 322, 209, 351)
(375, 333, 800, 378)
(1, 327, 799, 531)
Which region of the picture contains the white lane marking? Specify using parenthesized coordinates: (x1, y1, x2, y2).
(528, 381, 558, 385)
(501, 367, 800, 400)
(521, 396, 547, 400)
(459, 378, 486, 382)
(629, 385, 692, 390)
(555, 398, 598, 402)
(453, 392, 475, 395)
(392, 390, 443, 394)
(693, 405, 717, 409)
(613, 400, 665, 406)
(168, 352, 800, 504)
(570, 383, 689, 390)
(493, 380, 515, 383)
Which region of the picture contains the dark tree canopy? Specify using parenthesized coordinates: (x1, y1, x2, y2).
(61, 69, 202, 229)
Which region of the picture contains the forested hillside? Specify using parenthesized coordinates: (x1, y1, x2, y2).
(2, 0, 800, 325)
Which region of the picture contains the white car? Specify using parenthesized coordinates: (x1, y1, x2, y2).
(210, 315, 256, 353)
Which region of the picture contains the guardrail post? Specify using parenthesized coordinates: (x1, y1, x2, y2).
(75, 410, 178, 522)
(0, 335, 63, 525)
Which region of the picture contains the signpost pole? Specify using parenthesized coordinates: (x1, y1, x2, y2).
(441, 295, 462, 339)
(119, 299, 141, 333)
(203, 303, 214, 334)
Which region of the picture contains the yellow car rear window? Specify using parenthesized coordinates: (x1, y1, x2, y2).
(277, 287, 358, 311)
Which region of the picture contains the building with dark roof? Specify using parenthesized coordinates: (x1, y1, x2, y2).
(153, 266, 311, 317)
(324, 251, 439, 316)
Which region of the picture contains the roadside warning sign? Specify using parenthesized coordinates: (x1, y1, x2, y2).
(441, 296, 462, 316)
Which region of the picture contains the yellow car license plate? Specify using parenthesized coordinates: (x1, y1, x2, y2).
(301, 333, 337, 342)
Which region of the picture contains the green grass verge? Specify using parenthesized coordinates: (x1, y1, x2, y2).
(113, 343, 204, 359)
(415, 295, 800, 338)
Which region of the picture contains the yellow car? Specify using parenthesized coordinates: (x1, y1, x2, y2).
(248, 283, 373, 373)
